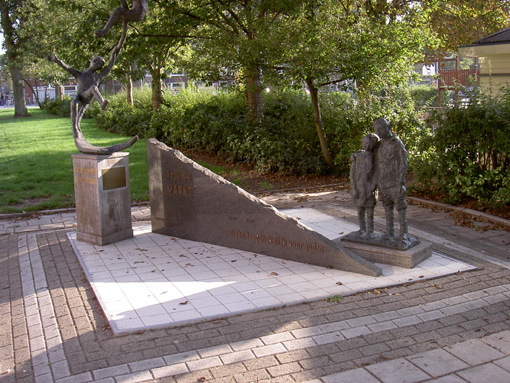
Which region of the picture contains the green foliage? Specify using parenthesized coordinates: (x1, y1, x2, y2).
(410, 85, 437, 108)
(41, 96, 94, 119)
(92, 87, 425, 175)
(414, 87, 510, 208)
(327, 88, 424, 174)
(41, 97, 72, 117)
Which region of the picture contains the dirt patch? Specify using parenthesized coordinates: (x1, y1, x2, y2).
(183, 150, 350, 196)
(185, 150, 510, 221)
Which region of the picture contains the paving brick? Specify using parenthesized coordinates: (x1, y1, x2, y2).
(267, 362, 302, 377)
(151, 363, 189, 379)
(359, 342, 391, 357)
(220, 349, 255, 365)
(243, 355, 279, 370)
(261, 332, 294, 345)
(186, 356, 223, 372)
(252, 343, 287, 358)
(283, 337, 317, 351)
(92, 365, 130, 380)
(367, 321, 398, 333)
(209, 363, 247, 378)
(330, 349, 363, 363)
(128, 357, 165, 372)
(298, 355, 332, 370)
(113, 370, 153, 383)
(233, 368, 271, 383)
(229, 338, 264, 351)
(55, 372, 93, 383)
(276, 349, 310, 364)
(197, 344, 232, 358)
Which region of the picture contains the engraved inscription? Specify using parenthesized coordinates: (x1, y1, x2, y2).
(166, 171, 192, 180)
(166, 184, 195, 197)
(227, 229, 324, 253)
(164, 170, 194, 197)
(74, 166, 98, 185)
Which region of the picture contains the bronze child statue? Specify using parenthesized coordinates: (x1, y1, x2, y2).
(350, 133, 380, 237)
(95, 0, 148, 38)
(48, 21, 138, 154)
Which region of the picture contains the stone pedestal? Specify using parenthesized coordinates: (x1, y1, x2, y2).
(335, 237, 433, 268)
(72, 152, 133, 246)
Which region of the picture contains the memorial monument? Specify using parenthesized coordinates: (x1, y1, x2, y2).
(340, 118, 432, 268)
(48, 1, 147, 245)
(147, 139, 382, 277)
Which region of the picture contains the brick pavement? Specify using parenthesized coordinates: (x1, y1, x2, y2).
(1, 192, 510, 382)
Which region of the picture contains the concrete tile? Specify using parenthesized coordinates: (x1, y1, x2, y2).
(365, 358, 431, 383)
(457, 363, 510, 383)
(445, 339, 505, 365)
(425, 376, 469, 383)
(482, 331, 510, 354)
(494, 356, 510, 372)
(407, 348, 469, 377)
(321, 368, 380, 383)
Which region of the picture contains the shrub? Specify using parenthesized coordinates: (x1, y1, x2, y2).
(92, 86, 424, 175)
(41, 97, 73, 117)
(410, 84, 437, 108)
(414, 86, 510, 207)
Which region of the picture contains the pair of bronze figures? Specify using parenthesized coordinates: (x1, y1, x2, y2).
(349, 118, 419, 250)
(48, 1, 148, 154)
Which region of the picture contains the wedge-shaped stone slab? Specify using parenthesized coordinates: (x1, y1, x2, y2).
(147, 139, 381, 277)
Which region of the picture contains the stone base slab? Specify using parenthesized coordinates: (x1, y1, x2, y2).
(334, 237, 433, 268)
(76, 228, 134, 246)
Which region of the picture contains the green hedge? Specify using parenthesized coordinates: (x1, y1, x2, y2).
(41, 96, 93, 119)
(414, 87, 510, 208)
(43, 84, 509, 207)
(87, 87, 424, 175)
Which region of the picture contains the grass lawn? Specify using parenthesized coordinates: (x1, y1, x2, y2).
(0, 108, 149, 213)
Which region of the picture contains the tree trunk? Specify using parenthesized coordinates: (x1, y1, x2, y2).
(24, 79, 42, 109)
(126, 75, 133, 106)
(58, 84, 64, 100)
(11, 66, 29, 117)
(150, 67, 162, 111)
(306, 77, 334, 168)
(245, 65, 263, 121)
(1, 3, 29, 117)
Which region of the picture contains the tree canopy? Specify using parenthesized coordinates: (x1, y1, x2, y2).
(1, 0, 509, 164)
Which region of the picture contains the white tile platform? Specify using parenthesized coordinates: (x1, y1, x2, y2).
(68, 208, 476, 334)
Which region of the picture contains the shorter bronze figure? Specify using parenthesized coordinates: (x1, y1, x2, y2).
(95, 0, 148, 38)
(350, 133, 380, 237)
